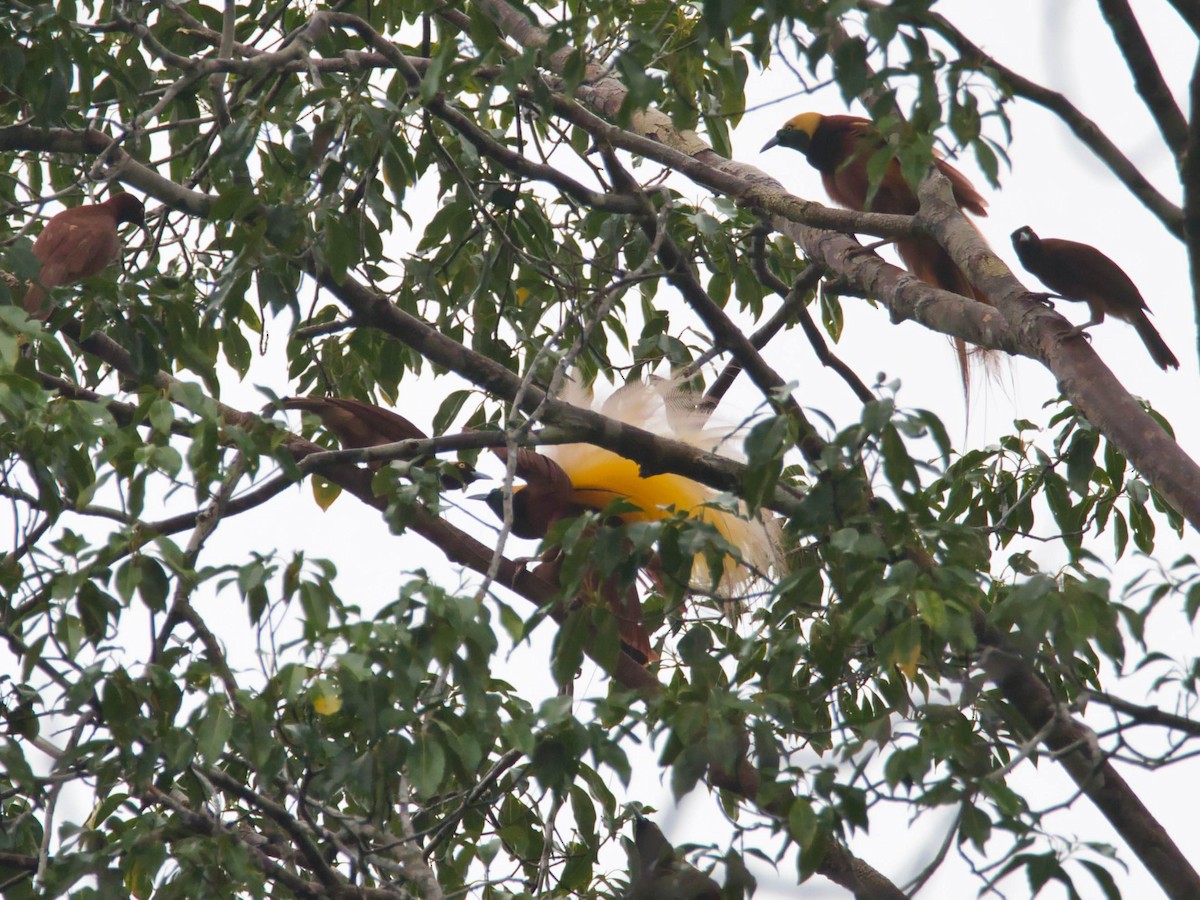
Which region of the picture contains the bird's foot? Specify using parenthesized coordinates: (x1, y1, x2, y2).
(1024, 291, 1058, 307)
(843, 238, 890, 262)
(1060, 324, 1093, 345)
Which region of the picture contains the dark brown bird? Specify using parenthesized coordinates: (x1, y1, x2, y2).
(762, 112, 991, 389)
(283, 395, 481, 488)
(486, 445, 657, 664)
(485, 446, 586, 539)
(23, 194, 145, 315)
(624, 816, 721, 900)
(1011, 226, 1179, 370)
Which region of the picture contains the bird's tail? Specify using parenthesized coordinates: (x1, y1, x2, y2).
(896, 232, 999, 400)
(282, 396, 426, 448)
(534, 552, 659, 664)
(1130, 311, 1180, 370)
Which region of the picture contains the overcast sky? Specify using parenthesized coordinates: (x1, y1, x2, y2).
(16, 1, 1200, 897)
(206, 2, 1200, 896)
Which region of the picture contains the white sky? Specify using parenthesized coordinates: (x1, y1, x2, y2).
(10, 0, 1200, 897)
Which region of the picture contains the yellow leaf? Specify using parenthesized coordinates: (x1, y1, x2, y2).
(515, 287, 530, 306)
(311, 476, 341, 511)
(312, 681, 342, 716)
(894, 642, 921, 681)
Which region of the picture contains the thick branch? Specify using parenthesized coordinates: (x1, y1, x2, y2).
(913, 171, 1200, 529)
(1185, 50, 1200, 365)
(1097, 0, 1189, 157)
(0, 126, 214, 216)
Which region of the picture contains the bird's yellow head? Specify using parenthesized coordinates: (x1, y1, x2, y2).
(761, 112, 824, 154)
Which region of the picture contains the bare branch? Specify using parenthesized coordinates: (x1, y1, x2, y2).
(601, 149, 827, 463)
(1165, 0, 1200, 35)
(1085, 690, 1200, 736)
(744, 230, 875, 405)
(1185, 48, 1200, 365)
(979, 631, 1200, 900)
(1096, 0, 1189, 156)
(896, 5, 1185, 237)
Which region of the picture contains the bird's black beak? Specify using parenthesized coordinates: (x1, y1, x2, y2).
(760, 133, 780, 152)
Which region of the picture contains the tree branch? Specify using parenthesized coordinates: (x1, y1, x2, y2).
(1165, 0, 1200, 35)
(894, 5, 1185, 237)
(203, 767, 346, 892)
(1085, 690, 1200, 736)
(601, 149, 827, 464)
(978, 629, 1200, 900)
(0, 126, 214, 216)
(745, 230, 875, 405)
(913, 170, 1200, 529)
(1185, 48, 1200, 366)
(1096, 0, 1189, 157)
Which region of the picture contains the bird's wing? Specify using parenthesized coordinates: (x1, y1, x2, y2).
(67, 227, 121, 282)
(1035, 239, 1146, 310)
(493, 445, 575, 496)
(31, 221, 87, 288)
(283, 396, 427, 448)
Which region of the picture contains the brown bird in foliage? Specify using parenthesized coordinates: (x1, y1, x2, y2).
(485, 446, 587, 539)
(283, 395, 481, 488)
(623, 816, 721, 900)
(486, 444, 658, 664)
(482, 379, 781, 665)
(762, 112, 990, 389)
(1010, 226, 1179, 370)
(23, 193, 145, 316)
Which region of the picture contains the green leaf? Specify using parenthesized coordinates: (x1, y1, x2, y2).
(409, 733, 446, 796)
(197, 698, 233, 765)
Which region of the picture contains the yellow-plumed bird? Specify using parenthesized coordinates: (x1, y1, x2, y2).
(487, 378, 781, 596)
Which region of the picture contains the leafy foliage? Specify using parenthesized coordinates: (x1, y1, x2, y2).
(0, 2, 1194, 899)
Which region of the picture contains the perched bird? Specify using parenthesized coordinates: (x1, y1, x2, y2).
(1010, 226, 1179, 370)
(486, 443, 659, 664)
(282, 395, 481, 488)
(762, 112, 990, 389)
(623, 816, 721, 900)
(23, 193, 145, 316)
(483, 379, 782, 663)
(486, 378, 780, 594)
(485, 445, 583, 539)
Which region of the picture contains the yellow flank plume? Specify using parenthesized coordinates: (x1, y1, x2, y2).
(546, 379, 781, 595)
